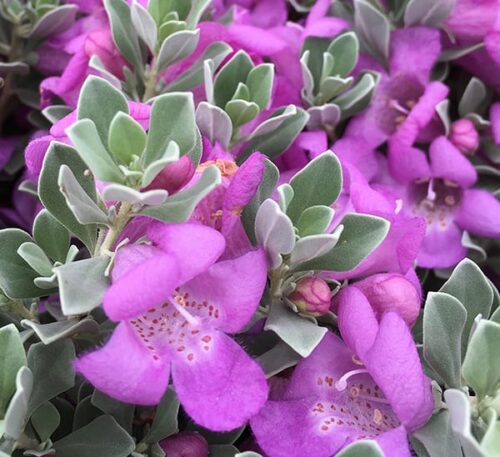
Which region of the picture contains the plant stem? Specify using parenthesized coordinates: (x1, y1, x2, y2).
(3, 298, 35, 320)
(143, 65, 158, 102)
(98, 202, 133, 256)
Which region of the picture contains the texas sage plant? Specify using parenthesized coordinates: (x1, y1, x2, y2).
(0, 1, 500, 457)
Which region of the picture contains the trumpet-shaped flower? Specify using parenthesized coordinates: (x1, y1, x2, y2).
(75, 222, 269, 431)
(251, 288, 433, 457)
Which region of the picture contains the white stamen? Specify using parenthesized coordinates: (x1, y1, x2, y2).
(335, 368, 370, 391)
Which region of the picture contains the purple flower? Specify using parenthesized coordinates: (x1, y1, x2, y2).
(75, 222, 269, 431)
(346, 27, 447, 150)
(251, 287, 433, 457)
(160, 431, 209, 457)
(449, 118, 479, 155)
(390, 135, 500, 268)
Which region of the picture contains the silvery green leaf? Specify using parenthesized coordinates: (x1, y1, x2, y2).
(297, 214, 390, 272)
(104, 0, 143, 70)
(277, 183, 294, 212)
(255, 199, 295, 269)
(335, 72, 377, 117)
(58, 165, 111, 225)
(290, 232, 342, 266)
(18, 180, 38, 198)
(444, 389, 485, 457)
(77, 76, 129, 144)
(30, 5, 78, 39)
(0, 62, 29, 75)
(438, 42, 485, 62)
(131, 1, 157, 53)
(246, 63, 274, 110)
(54, 256, 110, 315)
(296, 206, 335, 237)
(459, 77, 488, 117)
(300, 50, 315, 103)
(0, 229, 48, 299)
(31, 401, 60, 442)
(354, 0, 390, 62)
(165, 42, 232, 92)
(265, 301, 327, 357)
(142, 389, 179, 444)
(91, 391, 134, 432)
(39, 143, 98, 251)
(157, 29, 200, 72)
(462, 320, 500, 399)
(0, 324, 27, 417)
(440, 258, 494, 353)
(225, 99, 260, 127)
(423, 292, 466, 388)
(404, 0, 455, 27)
(17, 242, 53, 277)
(196, 102, 233, 148)
(230, 82, 250, 102)
(33, 274, 58, 290)
(142, 141, 181, 188)
(481, 408, 500, 455)
(249, 105, 297, 139)
(67, 119, 125, 184)
(411, 410, 462, 457)
(140, 165, 220, 222)
(42, 105, 73, 124)
(108, 111, 147, 164)
(53, 415, 135, 457)
(236, 453, 263, 457)
(21, 318, 99, 345)
(209, 445, 239, 457)
(320, 52, 335, 83)
(3, 367, 33, 440)
(307, 103, 341, 129)
(213, 51, 254, 108)
(256, 341, 301, 377)
(204, 59, 215, 104)
(186, 0, 211, 28)
(318, 76, 353, 103)
(336, 441, 384, 457)
(144, 92, 197, 165)
(241, 159, 279, 245)
(327, 31, 359, 77)
(33, 210, 70, 263)
(102, 184, 168, 206)
(88, 56, 122, 89)
(435, 99, 451, 135)
(286, 151, 342, 222)
(239, 106, 309, 162)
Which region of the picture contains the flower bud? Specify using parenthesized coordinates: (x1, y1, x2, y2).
(145, 155, 195, 194)
(353, 273, 420, 326)
(288, 276, 331, 316)
(449, 118, 479, 155)
(160, 431, 209, 457)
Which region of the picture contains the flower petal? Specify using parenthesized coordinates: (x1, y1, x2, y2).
(417, 221, 467, 269)
(147, 222, 225, 284)
(180, 249, 268, 333)
(429, 136, 477, 187)
(364, 312, 434, 431)
(376, 425, 412, 457)
(337, 287, 379, 360)
(74, 322, 170, 404)
(456, 189, 500, 238)
(104, 246, 180, 321)
(172, 332, 268, 431)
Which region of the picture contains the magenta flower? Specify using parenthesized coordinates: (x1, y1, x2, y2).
(346, 27, 447, 150)
(75, 222, 269, 431)
(251, 287, 433, 457)
(390, 135, 500, 268)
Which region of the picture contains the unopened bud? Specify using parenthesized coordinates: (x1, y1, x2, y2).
(145, 155, 195, 194)
(353, 273, 420, 326)
(449, 118, 479, 155)
(288, 276, 331, 316)
(160, 431, 209, 457)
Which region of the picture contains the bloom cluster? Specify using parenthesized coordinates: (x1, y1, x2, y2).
(0, 1, 499, 457)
